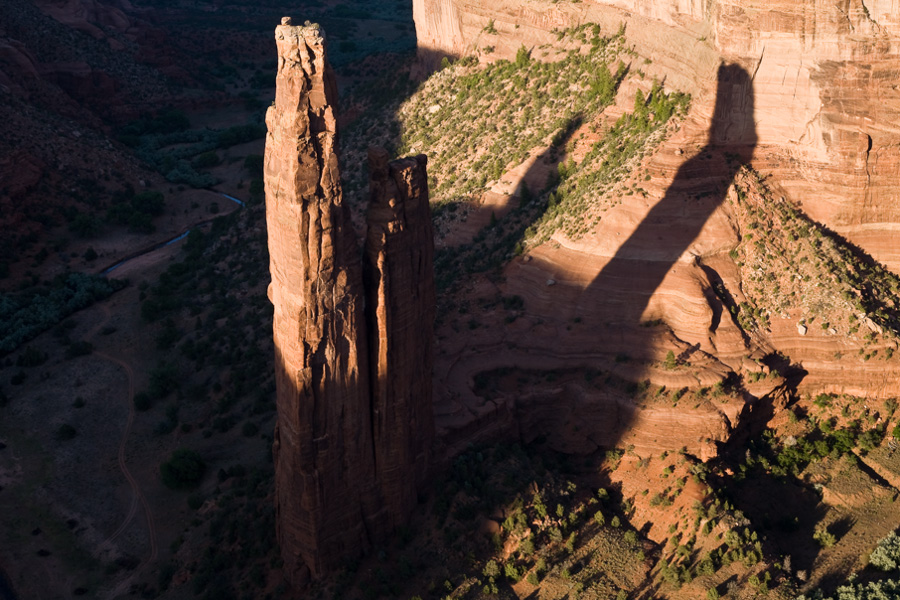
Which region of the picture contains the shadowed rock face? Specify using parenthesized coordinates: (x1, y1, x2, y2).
(412, 0, 900, 272)
(365, 148, 436, 526)
(264, 18, 434, 587)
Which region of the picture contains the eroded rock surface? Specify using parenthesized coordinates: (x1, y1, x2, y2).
(266, 19, 378, 584)
(411, 0, 900, 455)
(365, 148, 436, 528)
(265, 19, 435, 586)
(413, 0, 900, 271)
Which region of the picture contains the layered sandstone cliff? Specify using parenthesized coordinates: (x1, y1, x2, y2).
(409, 0, 900, 461)
(265, 19, 434, 585)
(413, 0, 900, 271)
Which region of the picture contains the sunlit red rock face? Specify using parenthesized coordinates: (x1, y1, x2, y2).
(413, 0, 900, 271)
(264, 19, 434, 586)
(415, 0, 900, 457)
(265, 20, 378, 585)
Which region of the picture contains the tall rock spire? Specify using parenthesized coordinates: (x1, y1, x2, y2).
(365, 148, 436, 529)
(265, 17, 378, 584)
(264, 18, 435, 588)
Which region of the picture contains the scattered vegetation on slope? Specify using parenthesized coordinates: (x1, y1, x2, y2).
(342, 23, 689, 294)
(729, 167, 900, 352)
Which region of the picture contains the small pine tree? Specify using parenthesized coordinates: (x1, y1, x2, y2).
(665, 350, 676, 370)
(515, 45, 530, 68)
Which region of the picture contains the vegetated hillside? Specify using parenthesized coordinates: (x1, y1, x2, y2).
(729, 168, 900, 349)
(3, 1, 900, 597)
(343, 24, 688, 293)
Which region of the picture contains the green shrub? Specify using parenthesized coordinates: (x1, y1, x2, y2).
(134, 392, 152, 411)
(160, 449, 206, 489)
(515, 45, 530, 68)
(149, 362, 179, 399)
(0, 273, 125, 353)
(192, 151, 221, 169)
(70, 213, 102, 238)
(65, 341, 93, 359)
(55, 424, 77, 441)
(814, 525, 836, 548)
(870, 531, 900, 571)
(243, 154, 263, 176)
(16, 346, 48, 367)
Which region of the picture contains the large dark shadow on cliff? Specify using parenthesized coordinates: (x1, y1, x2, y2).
(580, 63, 755, 337)
(442, 64, 759, 459)
(291, 54, 772, 600)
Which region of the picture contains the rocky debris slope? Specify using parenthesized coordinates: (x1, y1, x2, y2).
(0, 0, 171, 251)
(264, 19, 435, 586)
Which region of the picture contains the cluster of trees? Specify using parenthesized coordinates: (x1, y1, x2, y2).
(0, 273, 125, 353)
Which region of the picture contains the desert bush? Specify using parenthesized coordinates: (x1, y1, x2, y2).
(16, 346, 47, 367)
(148, 362, 180, 399)
(134, 392, 153, 412)
(814, 525, 837, 548)
(70, 212, 102, 238)
(65, 341, 93, 359)
(55, 424, 77, 441)
(192, 151, 221, 169)
(0, 273, 125, 354)
(160, 448, 206, 489)
(870, 531, 900, 571)
(797, 578, 900, 600)
(243, 154, 264, 176)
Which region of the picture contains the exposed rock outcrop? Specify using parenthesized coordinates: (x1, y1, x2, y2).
(266, 19, 378, 584)
(265, 19, 435, 586)
(411, 0, 900, 455)
(365, 148, 436, 528)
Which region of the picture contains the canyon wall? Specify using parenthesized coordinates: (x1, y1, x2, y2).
(413, 0, 900, 272)
(413, 0, 900, 458)
(264, 19, 435, 585)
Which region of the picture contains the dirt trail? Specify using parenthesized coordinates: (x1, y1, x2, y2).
(87, 305, 158, 597)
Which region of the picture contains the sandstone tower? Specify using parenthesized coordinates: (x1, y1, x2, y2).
(264, 18, 434, 586)
(364, 148, 436, 528)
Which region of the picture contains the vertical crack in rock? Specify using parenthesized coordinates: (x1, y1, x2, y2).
(365, 147, 436, 529)
(265, 18, 434, 589)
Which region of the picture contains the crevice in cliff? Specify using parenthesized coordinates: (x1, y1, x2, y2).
(863, 131, 872, 189)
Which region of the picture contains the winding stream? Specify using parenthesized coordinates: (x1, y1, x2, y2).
(101, 193, 244, 275)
